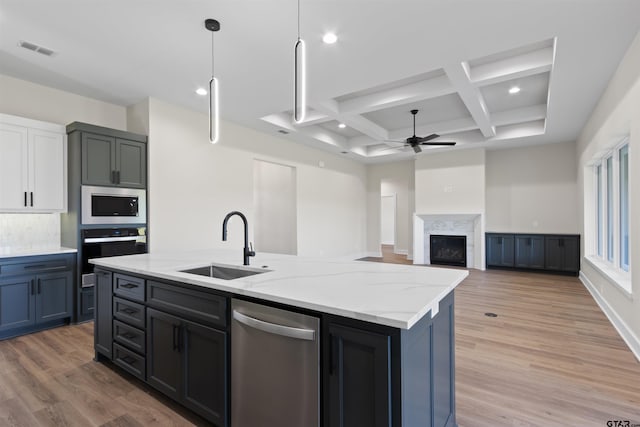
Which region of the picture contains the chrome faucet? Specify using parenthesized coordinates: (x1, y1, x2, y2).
(222, 211, 255, 266)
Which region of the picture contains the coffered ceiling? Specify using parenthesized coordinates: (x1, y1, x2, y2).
(1, 0, 639, 163)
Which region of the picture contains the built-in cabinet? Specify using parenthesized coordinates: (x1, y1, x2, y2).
(0, 253, 75, 339)
(0, 114, 67, 212)
(95, 268, 457, 427)
(67, 123, 146, 188)
(486, 233, 580, 275)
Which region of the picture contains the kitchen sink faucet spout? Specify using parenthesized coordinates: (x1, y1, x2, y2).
(222, 211, 255, 265)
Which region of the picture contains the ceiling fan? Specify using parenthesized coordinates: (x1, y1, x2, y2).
(386, 109, 456, 153)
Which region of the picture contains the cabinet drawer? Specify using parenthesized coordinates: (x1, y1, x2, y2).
(113, 273, 145, 302)
(0, 257, 70, 277)
(113, 297, 145, 329)
(113, 343, 145, 381)
(114, 320, 145, 354)
(147, 280, 227, 328)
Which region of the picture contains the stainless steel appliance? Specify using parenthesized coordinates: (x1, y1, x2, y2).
(80, 227, 146, 287)
(81, 185, 146, 225)
(231, 299, 320, 427)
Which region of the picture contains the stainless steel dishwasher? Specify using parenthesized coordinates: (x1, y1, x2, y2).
(231, 299, 319, 427)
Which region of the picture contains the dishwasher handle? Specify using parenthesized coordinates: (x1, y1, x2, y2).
(233, 310, 316, 341)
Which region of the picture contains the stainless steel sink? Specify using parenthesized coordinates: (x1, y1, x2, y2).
(180, 264, 268, 280)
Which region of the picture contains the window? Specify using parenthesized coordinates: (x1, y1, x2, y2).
(620, 145, 629, 271)
(593, 140, 630, 276)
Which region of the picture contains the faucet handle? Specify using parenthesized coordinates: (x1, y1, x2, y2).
(248, 242, 256, 257)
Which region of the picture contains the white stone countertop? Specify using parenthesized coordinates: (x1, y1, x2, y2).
(0, 246, 77, 259)
(91, 249, 469, 329)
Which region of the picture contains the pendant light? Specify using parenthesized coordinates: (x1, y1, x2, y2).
(293, 0, 306, 123)
(205, 19, 220, 143)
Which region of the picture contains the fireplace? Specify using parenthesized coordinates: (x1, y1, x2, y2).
(430, 235, 467, 267)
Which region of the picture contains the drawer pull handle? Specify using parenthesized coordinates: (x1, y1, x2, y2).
(121, 355, 136, 365)
(121, 308, 137, 315)
(121, 283, 138, 289)
(122, 332, 137, 339)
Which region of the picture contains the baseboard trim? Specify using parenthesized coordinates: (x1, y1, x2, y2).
(579, 271, 640, 362)
(394, 249, 408, 256)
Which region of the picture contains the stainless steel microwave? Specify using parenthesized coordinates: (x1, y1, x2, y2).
(81, 185, 146, 225)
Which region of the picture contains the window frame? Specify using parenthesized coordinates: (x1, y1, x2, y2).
(592, 138, 630, 283)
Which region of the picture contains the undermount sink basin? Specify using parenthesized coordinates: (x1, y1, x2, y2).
(180, 264, 267, 280)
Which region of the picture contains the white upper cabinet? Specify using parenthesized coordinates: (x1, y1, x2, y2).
(0, 114, 67, 212)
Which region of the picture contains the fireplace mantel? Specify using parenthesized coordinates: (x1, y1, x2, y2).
(413, 213, 485, 269)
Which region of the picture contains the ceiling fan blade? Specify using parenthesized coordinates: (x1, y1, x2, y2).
(414, 133, 440, 143)
(420, 141, 456, 146)
(383, 139, 407, 143)
(375, 144, 410, 153)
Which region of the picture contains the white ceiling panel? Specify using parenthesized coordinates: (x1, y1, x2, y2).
(481, 72, 550, 114)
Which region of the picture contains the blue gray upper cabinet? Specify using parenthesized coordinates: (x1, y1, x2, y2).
(67, 122, 147, 189)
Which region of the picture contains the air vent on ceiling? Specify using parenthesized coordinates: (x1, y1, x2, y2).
(18, 40, 56, 57)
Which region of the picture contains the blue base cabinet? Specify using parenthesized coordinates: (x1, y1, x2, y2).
(0, 253, 75, 340)
(325, 290, 456, 427)
(486, 233, 579, 275)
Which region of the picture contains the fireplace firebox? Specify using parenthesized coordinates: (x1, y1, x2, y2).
(430, 235, 467, 267)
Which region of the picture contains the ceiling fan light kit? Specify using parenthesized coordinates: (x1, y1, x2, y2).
(205, 18, 220, 144)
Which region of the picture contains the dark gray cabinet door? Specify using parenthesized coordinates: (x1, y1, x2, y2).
(514, 235, 544, 269)
(486, 234, 514, 267)
(36, 271, 73, 322)
(0, 277, 36, 331)
(116, 139, 146, 188)
(432, 294, 455, 427)
(182, 319, 227, 426)
(94, 270, 113, 358)
(82, 133, 116, 186)
(545, 236, 579, 273)
(147, 308, 181, 401)
(328, 323, 391, 427)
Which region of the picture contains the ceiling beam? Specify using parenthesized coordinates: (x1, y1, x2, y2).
(444, 62, 495, 138)
(491, 104, 547, 127)
(469, 46, 555, 87)
(337, 75, 454, 115)
(312, 100, 389, 142)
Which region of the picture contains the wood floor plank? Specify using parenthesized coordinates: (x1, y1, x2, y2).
(32, 400, 94, 427)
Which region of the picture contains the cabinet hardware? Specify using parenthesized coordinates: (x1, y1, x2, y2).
(121, 308, 137, 315)
(24, 192, 27, 207)
(24, 264, 46, 270)
(122, 332, 137, 339)
(30, 192, 33, 207)
(121, 283, 137, 289)
(172, 324, 179, 351)
(121, 355, 136, 365)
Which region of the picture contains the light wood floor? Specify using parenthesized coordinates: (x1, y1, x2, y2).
(1, 247, 639, 426)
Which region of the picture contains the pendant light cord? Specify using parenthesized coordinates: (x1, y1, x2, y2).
(297, 0, 300, 40)
(211, 31, 215, 78)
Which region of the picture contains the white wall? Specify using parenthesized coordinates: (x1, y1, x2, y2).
(576, 33, 640, 359)
(380, 195, 395, 245)
(366, 161, 415, 257)
(0, 74, 127, 130)
(253, 160, 297, 255)
(486, 141, 579, 233)
(415, 148, 486, 214)
(0, 75, 128, 250)
(144, 98, 367, 258)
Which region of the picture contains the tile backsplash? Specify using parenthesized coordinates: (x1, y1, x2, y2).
(0, 213, 61, 250)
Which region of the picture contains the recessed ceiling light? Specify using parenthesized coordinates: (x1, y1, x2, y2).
(338, 123, 346, 129)
(508, 86, 521, 94)
(196, 87, 207, 96)
(322, 33, 338, 44)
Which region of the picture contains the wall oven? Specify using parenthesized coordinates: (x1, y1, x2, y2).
(81, 227, 147, 288)
(82, 185, 147, 225)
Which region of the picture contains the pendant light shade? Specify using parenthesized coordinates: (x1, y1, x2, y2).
(293, 0, 306, 123)
(205, 18, 220, 143)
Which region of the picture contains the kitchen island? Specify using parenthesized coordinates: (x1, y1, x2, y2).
(91, 250, 468, 427)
